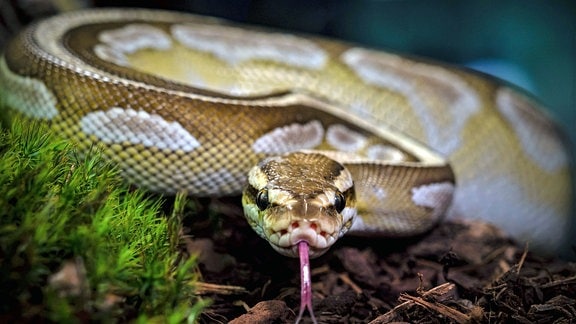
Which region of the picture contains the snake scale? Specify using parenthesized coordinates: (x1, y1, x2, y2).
(0, 8, 572, 321)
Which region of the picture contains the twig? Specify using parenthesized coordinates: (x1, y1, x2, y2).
(195, 282, 248, 295)
(338, 273, 363, 294)
(368, 282, 458, 324)
(398, 293, 470, 324)
(516, 242, 529, 275)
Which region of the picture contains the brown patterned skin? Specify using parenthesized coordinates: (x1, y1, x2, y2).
(0, 8, 571, 254)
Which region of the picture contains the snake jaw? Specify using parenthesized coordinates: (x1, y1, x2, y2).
(261, 201, 357, 258)
(243, 199, 357, 258)
(267, 218, 337, 258)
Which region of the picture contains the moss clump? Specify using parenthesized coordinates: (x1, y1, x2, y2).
(0, 121, 207, 322)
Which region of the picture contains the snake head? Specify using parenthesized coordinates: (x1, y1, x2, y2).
(242, 152, 357, 258)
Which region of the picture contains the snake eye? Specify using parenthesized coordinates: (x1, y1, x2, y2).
(334, 192, 346, 213)
(256, 189, 270, 210)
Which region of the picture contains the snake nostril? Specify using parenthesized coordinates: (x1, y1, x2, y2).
(319, 230, 327, 237)
(309, 223, 317, 231)
(291, 221, 299, 229)
(280, 229, 288, 236)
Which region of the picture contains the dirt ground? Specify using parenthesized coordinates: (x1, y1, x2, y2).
(182, 197, 576, 323)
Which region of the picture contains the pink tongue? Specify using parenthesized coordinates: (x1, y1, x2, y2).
(295, 241, 317, 324)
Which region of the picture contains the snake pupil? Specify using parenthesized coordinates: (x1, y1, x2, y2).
(256, 189, 270, 210)
(334, 192, 346, 213)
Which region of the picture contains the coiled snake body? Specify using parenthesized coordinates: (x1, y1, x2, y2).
(0, 8, 572, 321)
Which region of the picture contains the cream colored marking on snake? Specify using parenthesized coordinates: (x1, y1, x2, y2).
(95, 24, 172, 66)
(341, 48, 481, 156)
(326, 124, 367, 152)
(81, 107, 200, 152)
(252, 120, 325, 154)
(496, 88, 568, 172)
(172, 23, 328, 69)
(0, 8, 572, 256)
(411, 182, 456, 219)
(0, 58, 58, 119)
(366, 144, 406, 161)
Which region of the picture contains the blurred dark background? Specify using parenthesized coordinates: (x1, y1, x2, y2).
(1, 0, 575, 253)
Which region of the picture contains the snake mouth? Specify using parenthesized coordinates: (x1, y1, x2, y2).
(266, 220, 338, 258)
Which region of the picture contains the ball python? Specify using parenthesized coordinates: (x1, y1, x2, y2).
(0, 8, 572, 322)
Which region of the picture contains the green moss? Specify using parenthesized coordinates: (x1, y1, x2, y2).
(0, 121, 208, 322)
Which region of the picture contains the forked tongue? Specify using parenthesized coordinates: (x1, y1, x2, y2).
(295, 241, 317, 324)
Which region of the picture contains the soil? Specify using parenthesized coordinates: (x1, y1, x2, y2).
(181, 197, 576, 323)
